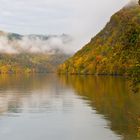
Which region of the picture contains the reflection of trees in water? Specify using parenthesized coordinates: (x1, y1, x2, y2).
(58, 75, 140, 140)
(0, 74, 60, 115)
(129, 76, 140, 94)
(0, 74, 53, 91)
(0, 74, 140, 139)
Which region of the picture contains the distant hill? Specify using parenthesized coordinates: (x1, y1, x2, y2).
(0, 31, 71, 73)
(58, 4, 140, 77)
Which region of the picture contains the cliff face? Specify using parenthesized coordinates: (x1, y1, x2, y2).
(58, 5, 140, 76)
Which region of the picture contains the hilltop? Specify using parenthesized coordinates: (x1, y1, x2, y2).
(58, 4, 140, 77)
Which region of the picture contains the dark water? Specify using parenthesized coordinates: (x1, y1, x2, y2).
(0, 74, 140, 140)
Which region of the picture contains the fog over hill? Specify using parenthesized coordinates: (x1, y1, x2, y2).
(0, 30, 73, 54)
(0, 30, 72, 73)
(0, 0, 129, 52)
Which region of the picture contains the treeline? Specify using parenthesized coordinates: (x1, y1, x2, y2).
(58, 5, 140, 77)
(0, 53, 68, 74)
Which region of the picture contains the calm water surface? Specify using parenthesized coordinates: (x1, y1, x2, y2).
(0, 74, 140, 140)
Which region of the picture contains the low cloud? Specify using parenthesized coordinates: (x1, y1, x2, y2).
(0, 36, 18, 53)
(0, 0, 129, 52)
(0, 33, 73, 54)
(125, 0, 138, 7)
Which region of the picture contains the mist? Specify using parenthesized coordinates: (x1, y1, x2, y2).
(0, 33, 73, 54)
(0, 0, 132, 53)
(125, 0, 138, 7)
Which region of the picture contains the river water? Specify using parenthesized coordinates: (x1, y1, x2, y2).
(0, 74, 140, 140)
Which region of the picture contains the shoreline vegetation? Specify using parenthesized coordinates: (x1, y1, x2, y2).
(0, 53, 69, 74)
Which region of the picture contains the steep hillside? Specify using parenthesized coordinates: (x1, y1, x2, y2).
(0, 32, 71, 73)
(58, 4, 140, 77)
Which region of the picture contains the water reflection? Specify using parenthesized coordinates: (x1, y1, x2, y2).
(0, 74, 139, 140)
(58, 75, 140, 140)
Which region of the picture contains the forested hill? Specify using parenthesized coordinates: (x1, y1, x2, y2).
(58, 4, 140, 77)
(0, 32, 71, 74)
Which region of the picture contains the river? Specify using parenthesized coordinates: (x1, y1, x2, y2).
(0, 74, 140, 140)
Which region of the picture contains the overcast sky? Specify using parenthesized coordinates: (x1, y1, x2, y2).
(0, 0, 131, 51)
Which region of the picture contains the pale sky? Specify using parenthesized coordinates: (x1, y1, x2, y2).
(0, 0, 131, 51)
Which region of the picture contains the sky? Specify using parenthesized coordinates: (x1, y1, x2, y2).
(0, 0, 132, 52)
